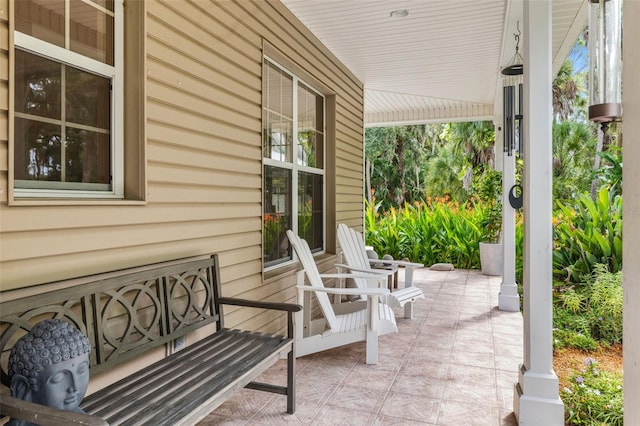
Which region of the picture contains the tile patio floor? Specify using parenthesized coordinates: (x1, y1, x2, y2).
(199, 268, 523, 425)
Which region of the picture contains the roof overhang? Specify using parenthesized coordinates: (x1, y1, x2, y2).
(281, 0, 587, 127)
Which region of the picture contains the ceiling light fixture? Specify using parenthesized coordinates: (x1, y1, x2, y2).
(389, 9, 409, 18)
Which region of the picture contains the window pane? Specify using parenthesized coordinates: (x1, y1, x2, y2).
(70, 0, 114, 65)
(264, 111, 292, 162)
(298, 172, 323, 252)
(14, 118, 62, 181)
(15, 50, 61, 120)
(91, 0, 114, 12)
(264, 166, 292, 266)
(66, 66, 111, 129)
(16, 0, 65, 48)
(65, 127, 110, 184)
(297, 85, 324, 168)
(263, 61, 293, 162)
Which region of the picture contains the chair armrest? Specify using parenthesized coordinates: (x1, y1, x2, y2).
(0, 387, 108, 426)
(334, 264, 394, 277)
(296, 285, 389, 296)
(218, 297, 302, 313)
(319, 273, 388, 281)
(368, 259, 424, 268)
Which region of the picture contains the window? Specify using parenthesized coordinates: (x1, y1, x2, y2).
(263, 58, 325, 268)
(12, 0, 123, 198)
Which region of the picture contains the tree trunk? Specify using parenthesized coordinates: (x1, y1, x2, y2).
(366, 158, 372, 205)
(395, 134, 405, 205)
(590, 127, 604, 200)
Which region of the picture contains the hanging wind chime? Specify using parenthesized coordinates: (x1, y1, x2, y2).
(502, 23, 524, 210)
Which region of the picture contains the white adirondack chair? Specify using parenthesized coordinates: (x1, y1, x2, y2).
(336, 223, 425, 319)
(286, 230, 397, 364)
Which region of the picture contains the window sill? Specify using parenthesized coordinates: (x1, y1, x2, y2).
(8, 198, 147, 207)
(263, 252, 336, 283)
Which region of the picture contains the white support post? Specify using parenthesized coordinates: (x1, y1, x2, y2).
(514, 1, 564, 424)
(623, 2, 640, 424)
(499, 148, 519, 312)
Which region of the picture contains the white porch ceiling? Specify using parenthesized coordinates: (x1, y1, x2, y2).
(281, 0, 587, 127)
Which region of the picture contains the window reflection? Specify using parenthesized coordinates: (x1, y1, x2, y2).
(65, 128, 110, 183)
(66, 67, 111, 129)
(297, 84, 324, 168)
(16, 0, 66, 48)
(15, 50, 61, 119)
(264, 166, 292, 266)
(15, 118, 62, 181)
(70, 0, 114, 65)
(298, 172, 323, 252)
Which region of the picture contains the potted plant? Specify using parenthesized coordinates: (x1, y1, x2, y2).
(474, 169, 503, 275)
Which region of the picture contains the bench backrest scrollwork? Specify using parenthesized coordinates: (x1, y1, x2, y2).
(0, 254, 222, 386)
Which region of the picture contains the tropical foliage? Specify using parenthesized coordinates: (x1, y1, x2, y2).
(553, 186, 623, 284)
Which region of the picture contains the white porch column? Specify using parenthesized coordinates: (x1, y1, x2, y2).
(513, 0, 564, 424)
(623, 1, 640, 423)
(499, 148, 519, 312)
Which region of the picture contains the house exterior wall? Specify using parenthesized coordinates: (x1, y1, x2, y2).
(0, 0, 365, 337)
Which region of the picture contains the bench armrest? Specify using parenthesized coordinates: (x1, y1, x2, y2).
(218, 297, 302, 313)
(0, 388, 108, 426)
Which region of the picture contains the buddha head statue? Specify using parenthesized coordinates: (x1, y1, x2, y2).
(7, 319, 91, 425)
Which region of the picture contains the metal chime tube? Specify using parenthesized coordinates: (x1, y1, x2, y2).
(518, 83, 524, 157)
(503, 84, 516, 156)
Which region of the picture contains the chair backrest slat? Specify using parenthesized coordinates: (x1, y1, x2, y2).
(286, 230, 338, 329)
(338, 224, 372, 270)
(337, 224, 382, 298)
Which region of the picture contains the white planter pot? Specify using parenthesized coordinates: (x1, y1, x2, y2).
(479, 242, 503, 276)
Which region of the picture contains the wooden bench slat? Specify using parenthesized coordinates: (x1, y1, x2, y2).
(132, 336, 291, 426)
(81, 331, 244, 413)
(84, 329, 291, 425)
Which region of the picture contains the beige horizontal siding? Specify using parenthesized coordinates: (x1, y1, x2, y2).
(0, 0, 365, 345)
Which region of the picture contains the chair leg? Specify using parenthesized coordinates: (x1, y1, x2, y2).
(365, 296, 379, 364)
(286, 348, 295, 413)
(365, 328, 379, 364)
(404, 266, 416, 319)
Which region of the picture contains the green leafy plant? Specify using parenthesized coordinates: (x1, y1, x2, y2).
(562, 358, 623, 426)
(364, 197, 484, 269)
(471, 169, 502, 243)
(553, 186, 622, 284)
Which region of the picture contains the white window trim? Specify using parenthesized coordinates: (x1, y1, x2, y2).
(12, 0, 124, 199)
(263, 56, 326, 271)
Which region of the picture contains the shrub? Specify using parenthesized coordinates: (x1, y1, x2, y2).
(556, 264, 623, 347)
(553, 187, 622, 284)
(584, 265, 623, 345)
(553, 328, 598, 351)
(364, 197, 485, 269)
(470, 170, 502, 243)
(562, 358, 623, 426)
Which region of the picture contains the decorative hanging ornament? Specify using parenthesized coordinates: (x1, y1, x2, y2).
(588, 0, 622, 132)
